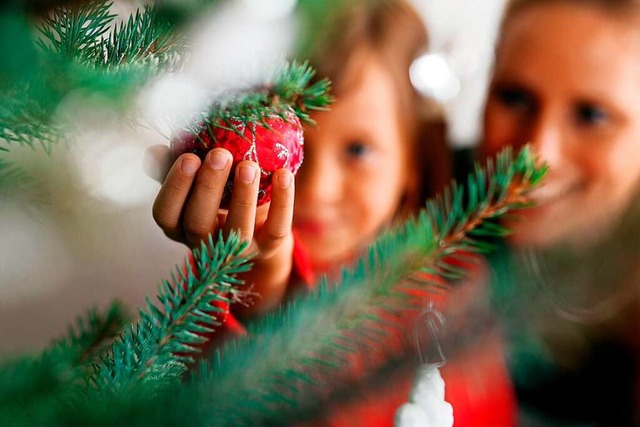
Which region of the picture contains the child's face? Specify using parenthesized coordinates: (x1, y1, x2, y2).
(483, 3, 640, 248)
(294, 52, 414, 269)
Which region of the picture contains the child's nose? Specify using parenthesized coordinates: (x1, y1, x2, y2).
(526, 113, 564, 169)
(296, 155, 343, 205)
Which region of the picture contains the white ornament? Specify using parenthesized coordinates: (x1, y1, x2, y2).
(395, 366, 454, 427)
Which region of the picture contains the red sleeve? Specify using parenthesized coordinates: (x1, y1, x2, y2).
(290, 231, 316, 288)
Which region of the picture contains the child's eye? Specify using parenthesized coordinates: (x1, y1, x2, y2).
(345, 140, 371, 159)
(494, 86, 534, 112)
(575, 103, 608, 126)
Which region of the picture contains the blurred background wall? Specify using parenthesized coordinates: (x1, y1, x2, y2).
(0, 0, 506, 354)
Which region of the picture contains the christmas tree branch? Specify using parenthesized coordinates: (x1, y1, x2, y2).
(270, 60, 333, 124)
(94, 4, 182, 69)
(36, 0, 115, 61)
(195, 146, 546, 426)
(0, 303, 130, 427)
(90, 232, 252, 394)
(0, 232, 251, 426)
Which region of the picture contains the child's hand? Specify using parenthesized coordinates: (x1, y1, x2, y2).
(151, 147, 295, 317)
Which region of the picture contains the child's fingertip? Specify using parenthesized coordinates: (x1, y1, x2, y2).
(207, 149, 231, 171)
(180, 156, 200, 176)
(277, 170, 292, 189)
(238, 162, 258, 184)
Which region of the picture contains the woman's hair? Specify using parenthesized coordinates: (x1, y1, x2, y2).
(307, 0, 451, 215)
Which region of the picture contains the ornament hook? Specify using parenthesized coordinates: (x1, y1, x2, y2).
(414, 301, 447, 368)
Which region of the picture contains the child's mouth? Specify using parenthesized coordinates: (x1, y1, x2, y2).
(294, 219, 330, 236)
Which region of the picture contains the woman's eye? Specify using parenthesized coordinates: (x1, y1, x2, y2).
(345, 141, 371, 158)
(575, 103, 608, 126)
(494, 86, 534, 112)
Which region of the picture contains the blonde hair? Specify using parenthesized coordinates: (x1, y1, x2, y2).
(307, 0, 451, 213)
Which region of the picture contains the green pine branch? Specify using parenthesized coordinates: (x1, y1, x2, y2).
(0, 0, 332, 203)
(36, 0, 116, 63)
(0, 303, 128, 427)
(0, 0, 186, 204)
(36, 1, 182, 69)
(89, 232, 253, 394)
(270, 60, 333, 125)
(0, 232, 252, 427)
(97, 5, 182, 69)
(184, 61, 333, 147)
(193, 146, 546, 426)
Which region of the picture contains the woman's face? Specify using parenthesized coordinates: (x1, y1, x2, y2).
(483, 3, 640, 248)
(294, 51, 415, 270)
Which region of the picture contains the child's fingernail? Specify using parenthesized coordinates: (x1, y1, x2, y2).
(277, 171, 291, 189)
(181, 158, 199, 176)
(208, 150, 229, 170)
(239, 165, 257, 183)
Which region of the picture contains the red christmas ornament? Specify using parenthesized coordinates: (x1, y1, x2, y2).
(171, 108, 304, 207)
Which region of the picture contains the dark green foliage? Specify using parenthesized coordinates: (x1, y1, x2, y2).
(0, 95, 61, 154)
(35, 0, 182, 69)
